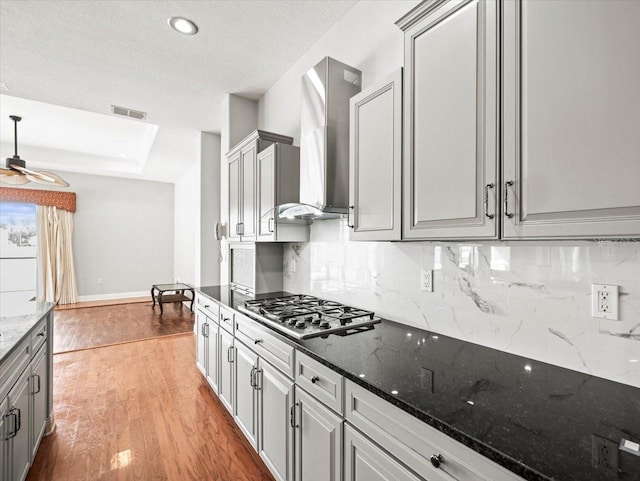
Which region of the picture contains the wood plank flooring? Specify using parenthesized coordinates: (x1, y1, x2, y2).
(54, 302, 194, 354)
(26, 334, 274, 481)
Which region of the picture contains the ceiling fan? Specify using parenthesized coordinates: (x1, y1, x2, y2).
(1, 115, 69, 187)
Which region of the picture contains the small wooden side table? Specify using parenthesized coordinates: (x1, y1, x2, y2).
(151, 283, 195, 316)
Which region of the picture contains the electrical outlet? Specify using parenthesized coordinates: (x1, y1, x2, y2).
(420, 269, 433, 292)
(97, 277, 103, 285)
(592, 435, 619, 473)
(591, 284, 619, 320)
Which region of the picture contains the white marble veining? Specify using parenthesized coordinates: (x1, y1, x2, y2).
(283, 219, 640, 388)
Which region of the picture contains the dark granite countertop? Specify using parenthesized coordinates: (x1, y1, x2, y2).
(0, 300, 55, 364)
(197, 286, 640, 481)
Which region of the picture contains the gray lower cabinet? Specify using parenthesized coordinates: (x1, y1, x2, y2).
(6, 367, 31, 481)
(234, 340, 259, 449)
(257, 359, 294, 481)
(294, 387, 342, 481)
(344, 425, 421, 481)
(502, 0, 640, 238)
(218, 328, 234, 414)
(30, 347, 48, 460)
(196, 309, 219, 394)
(349, 68, 403, 241)
(398, 0, 499, 240)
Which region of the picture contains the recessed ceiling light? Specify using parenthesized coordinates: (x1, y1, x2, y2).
(0, 81, 9, 92)
(168, 16, 198, 35)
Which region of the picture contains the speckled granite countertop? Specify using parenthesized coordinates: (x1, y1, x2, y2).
(197, 286, 640, 481)
(0, 301, 54, 364)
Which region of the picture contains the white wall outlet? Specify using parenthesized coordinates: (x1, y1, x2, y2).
(591, 284, 619, 320)
(97, 277, 103, 285)
(420, 269, 433, 292)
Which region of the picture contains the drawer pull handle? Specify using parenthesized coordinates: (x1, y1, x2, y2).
(254, 339, 263, 345)
(430, 454, 443, 469)
(37, 332, 46, 337)
(204, 304, 210, 308)
(310, 376, 320, 384)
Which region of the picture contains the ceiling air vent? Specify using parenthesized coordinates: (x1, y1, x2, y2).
(111, 105, 147, 120)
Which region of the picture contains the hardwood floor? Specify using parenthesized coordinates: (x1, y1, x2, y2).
(27, 334, 274, 481)
(54, 302, 194, 353)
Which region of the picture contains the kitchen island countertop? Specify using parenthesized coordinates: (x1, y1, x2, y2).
(197, 285, 640, 481)
(0, 300, 55, 364)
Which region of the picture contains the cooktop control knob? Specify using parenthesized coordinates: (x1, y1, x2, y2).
(319, 320, 330, 329)
(296, 320, 306, 328)
(311, 317, 321, 325)
(288, 318, 297, 325)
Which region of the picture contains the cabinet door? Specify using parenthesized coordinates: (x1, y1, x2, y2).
(258, 361, 294, 481)
(344, 425, 421, 481)
(241, 144, 257, 241)
(196, 311, 207, 376)
(218, 329, 234, 414)
(234, 341, 259, 449)
(228, 151, 242, 241)
(349, 69, 402, 241)
(295, 388, 342, 481)
(257, 146, 276, 242)
(1, 396, 7, 481)
(403, 0, 498, 239)
(9, 368, 31, 481)
(205, 321, 219, 393)
(502, 0, 640, 238)
(31, 348, 48, 459)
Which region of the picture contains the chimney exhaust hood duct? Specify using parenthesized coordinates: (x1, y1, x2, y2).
(277, 57, 361, 220)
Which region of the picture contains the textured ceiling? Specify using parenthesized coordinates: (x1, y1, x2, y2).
(0, 0, 356, 181)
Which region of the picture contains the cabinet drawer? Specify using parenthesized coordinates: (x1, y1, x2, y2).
(235, 313, 295, 377)
(31, 318, 47, 354)
(219, 306, 235, 334)
(295, 350, 343, 414)
(0, 337, 30, 400)
(345, 380, 522, 481)
(196, 294, 220, 321)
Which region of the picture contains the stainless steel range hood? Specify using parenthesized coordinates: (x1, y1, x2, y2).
(277, 57, 362, 220)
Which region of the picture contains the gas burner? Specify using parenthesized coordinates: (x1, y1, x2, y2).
(240, 294, 381, 339)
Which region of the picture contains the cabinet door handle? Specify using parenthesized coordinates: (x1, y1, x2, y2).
(33, 374, 41, 394)
(504, 180, 514, 218)
(227, 346, 234, 363)
(5, 410, 18, 440)
(289, 403, 298, 428)
(268, 217, 274, 233)
(15, 407, 21, 434)
(250, 366, 256, 388)
(347, 205, 355, 229)
(430, 454, 444, 469)
(484, 183, 495, 219)
(238, 222, 244, 235)
(254, 339, 263, 345)
(255, 369, 262, 391)
(201, 323, 207, 337)
(310, 375, 320, 384)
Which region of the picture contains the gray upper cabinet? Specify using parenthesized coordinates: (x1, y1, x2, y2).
(256, 144, 309, 243)
(227, 130, 294, 242)
(502, 0, 640, 238)
(228, 151, 242, 242)
(398, 0, 498, 240)
(349, 69, 403, 241)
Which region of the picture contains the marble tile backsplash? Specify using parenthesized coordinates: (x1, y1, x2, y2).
(283, 219, 640, 388)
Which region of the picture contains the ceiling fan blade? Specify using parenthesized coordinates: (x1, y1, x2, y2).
(10, 164, 56, 182)
(26, 171, 70, 187)
(0, 168, 30, 185)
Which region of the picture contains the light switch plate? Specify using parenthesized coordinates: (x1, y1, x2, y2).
(591, 284, 619, 320)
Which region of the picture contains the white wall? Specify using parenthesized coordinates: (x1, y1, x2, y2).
(258, 0, 419, 141)
(25, 171, 174, 298)
(174, 163, 199, 286)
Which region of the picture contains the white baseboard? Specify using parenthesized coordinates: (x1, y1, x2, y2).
(77, 291, 150, 302)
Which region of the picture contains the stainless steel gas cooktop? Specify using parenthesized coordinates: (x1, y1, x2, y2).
(238, 295, 381, 339)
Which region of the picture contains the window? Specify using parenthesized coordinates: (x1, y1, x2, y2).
(0, 201, 37, 304)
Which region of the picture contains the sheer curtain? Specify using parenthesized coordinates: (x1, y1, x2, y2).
(37, 205, 78, 304)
